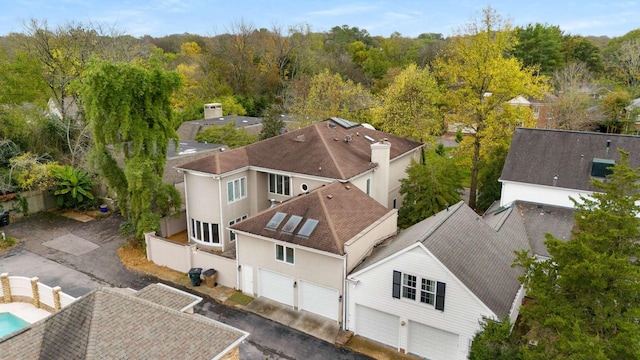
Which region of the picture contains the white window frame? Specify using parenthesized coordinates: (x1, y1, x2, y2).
(420, 278, 436, 305)
(275, 243, 295, 264)
(268, 173, 291, 196)
(190, 218, 220, 244)
(227, 177, 247, 203)
(229, 214, 248, 242)
(402, 273, 417, 300)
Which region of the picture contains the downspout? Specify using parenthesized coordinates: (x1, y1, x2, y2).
(342, 253, 347, 329)
(182, 170, 191, 242)
(217, 175, 224, 250)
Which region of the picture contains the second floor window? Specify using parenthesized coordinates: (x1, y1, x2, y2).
(227, 177, 247, 203)
(269, 173, 290, 196)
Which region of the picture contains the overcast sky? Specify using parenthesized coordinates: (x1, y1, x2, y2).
(2, 0, 638, 38)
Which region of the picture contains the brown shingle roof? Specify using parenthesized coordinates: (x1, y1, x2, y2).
(230, 181, 392, 255)
(501, 128, 640, 192)
(0, 287, 247, 359)
(178, 119, 423, 179)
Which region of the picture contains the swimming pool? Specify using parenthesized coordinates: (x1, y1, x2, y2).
(0, 312, 29, 338)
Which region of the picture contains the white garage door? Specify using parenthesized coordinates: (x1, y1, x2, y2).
(355, 305, 399, 348)
(408, 321, 460, 360)
(258, 268, 294, 307)
(299, 281, 339, 321)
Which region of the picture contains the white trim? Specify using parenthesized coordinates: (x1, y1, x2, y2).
(275, 243, 295, 265)
(348, 242, 496, 318)
(498, 178, 594, 195)
(234, 229, 345, 260)
(251, 165, 334, 183)
(153, 283, 203, 313)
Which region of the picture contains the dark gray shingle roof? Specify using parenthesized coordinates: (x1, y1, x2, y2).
(355, 201, 528, 317)
(501, 128, 640, 191)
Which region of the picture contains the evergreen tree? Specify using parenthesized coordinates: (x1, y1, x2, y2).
(515, 150, 640, 359)
(398, 150, 462, 228)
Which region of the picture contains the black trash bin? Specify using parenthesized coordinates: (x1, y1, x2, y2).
(202, 269, 217, 288)
(188, 268, 202, 286)
(0, 211, 9, 227)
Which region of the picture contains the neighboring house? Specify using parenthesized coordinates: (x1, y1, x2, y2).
(231, 181, 398, 324)
(528, 93, 557, 129)
(346, 201, 529, 359)
(176, 118, 423, 253)
(499, 128, 640, 208)
(0, 283, 248, 359)
(625, 97, 640, 126)
(176, 103, 296, 140)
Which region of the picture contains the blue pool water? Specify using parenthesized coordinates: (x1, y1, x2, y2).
(0, 312, 29, 338)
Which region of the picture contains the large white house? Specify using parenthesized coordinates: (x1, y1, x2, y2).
(346, 201, 530, 359)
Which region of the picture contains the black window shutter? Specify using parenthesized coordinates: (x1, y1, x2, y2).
(435, 282, 446, 311)
(392, 271, 401, 299)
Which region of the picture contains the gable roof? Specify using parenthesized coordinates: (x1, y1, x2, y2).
(501, 128, 640, 192)
(354, 201, 528, 317)
(485, 201, 575, 259)
(0, 286, 247, 359)
(230, 181, 393, 255)
(178, 118, 423, 179)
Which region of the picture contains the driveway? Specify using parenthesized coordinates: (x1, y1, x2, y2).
(0, 212, 372, 360)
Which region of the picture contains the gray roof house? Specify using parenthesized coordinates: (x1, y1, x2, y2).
(0, 284, 248, 359)
(499, 128, 640, 208)
(345, 201, 529, 359)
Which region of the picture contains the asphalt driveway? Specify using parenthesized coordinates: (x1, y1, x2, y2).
(0, 211, 371, 360)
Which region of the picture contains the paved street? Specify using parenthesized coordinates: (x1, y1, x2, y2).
(0, 212, 371, 359)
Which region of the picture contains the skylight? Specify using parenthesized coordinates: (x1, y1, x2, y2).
(281, 215, 303, 234)
(265, 212, 287, 231)
(297, 219, 319, 238)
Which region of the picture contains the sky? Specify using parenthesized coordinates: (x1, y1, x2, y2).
(1, 0, 639, 39)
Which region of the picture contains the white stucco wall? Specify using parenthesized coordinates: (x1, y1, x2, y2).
(236, 233, 344, 305)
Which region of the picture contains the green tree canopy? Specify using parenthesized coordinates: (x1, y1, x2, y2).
(513, 23, 565, 75)
(398, 151, 462, 228)
(434, 7, 548, 210)
(515, 150, 640, 359)
(372, 63, 443, 143)
(195, 122, 257, 149)
(81, 60, 182, 239)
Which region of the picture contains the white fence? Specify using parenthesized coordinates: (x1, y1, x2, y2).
(145, 232, 237, 288)
(0, 273, 76, 312)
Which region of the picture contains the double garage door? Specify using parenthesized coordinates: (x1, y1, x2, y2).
(355, 305, 459, 360)
(258, 269, 339, 321)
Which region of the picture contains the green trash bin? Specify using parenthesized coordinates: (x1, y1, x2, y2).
(188, 268, 202, 286)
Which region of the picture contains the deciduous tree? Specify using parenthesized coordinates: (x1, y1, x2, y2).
(372, 63, 442, 144)
(434, 7, 547, 210)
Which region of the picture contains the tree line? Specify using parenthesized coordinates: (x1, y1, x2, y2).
(0, 8, 639, 235)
